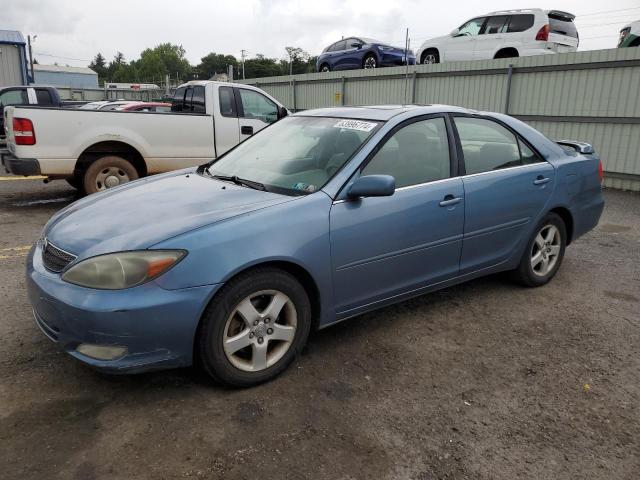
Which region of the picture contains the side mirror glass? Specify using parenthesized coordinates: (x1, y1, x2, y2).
(347, 175, 395, 199)
(350, 42, 363, 49)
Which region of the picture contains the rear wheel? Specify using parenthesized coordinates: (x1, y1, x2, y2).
(363, 54, 377, 69)
(421, 49, 439, 64)
(513, 213, 566, 287)
(82, 155, 138, 195)
(197, 267, 311, 387)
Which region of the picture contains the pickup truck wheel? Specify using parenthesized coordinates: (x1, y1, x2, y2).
(197, 267, 311, 387)
(83, 156, 138, 194)
(513, 212, 566, 287)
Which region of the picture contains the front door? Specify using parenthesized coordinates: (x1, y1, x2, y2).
(329, 116, 464, 315)
(234, 88, 279, 142)
(446, 17, 487, 61)
(452, 115, 555, 273)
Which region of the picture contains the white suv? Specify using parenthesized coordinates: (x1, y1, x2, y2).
(417, 9, 579, 64)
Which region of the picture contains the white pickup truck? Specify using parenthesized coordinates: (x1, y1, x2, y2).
(2, 81, 287, 194)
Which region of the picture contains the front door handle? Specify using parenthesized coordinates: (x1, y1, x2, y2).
(241, 125, 254, 135)
(533, 176, 550, 186)
(439, 194, 462, 207)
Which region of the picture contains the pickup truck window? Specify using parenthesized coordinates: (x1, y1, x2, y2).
(35, 89, 53, 105)
(219, 87, 237, 117)
(0, 89, 28, 106)
(171, 85, 206, 113)
(238, 89, 278, 124)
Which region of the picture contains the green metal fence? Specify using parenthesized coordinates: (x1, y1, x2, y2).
(242, 48, 640, 191)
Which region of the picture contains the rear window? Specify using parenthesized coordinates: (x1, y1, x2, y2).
(549, 15, 578, 38)
(171, 86, 206, 113)
(35, 89, 53, 105)
(507, 14, 535, 33)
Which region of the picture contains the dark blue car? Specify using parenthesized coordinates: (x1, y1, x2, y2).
(316, 37, 416, 72)
(27, 105, 604, 387)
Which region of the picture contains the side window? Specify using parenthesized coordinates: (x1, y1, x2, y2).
(219, 86, 237, 117)
(171, 86, 187, 112)
(507, 14, 535, 33)
(458, 17, 486, 36)
(483, 16, 509, 34)
(35, 89, 53, 105)
(332, 40, 347, 51)
(362, 117, 451, 188)
(455, 117, 522, 174)
(0, 89, 28, 106)
(519, 138, 543, 165)
(191, 86, 206, 113)
(238, 89, 278, 124)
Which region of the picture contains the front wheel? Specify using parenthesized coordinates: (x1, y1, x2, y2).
(513, 212, 567, 287)
(421, 49, 439, 64)
(363, 54, 377, 69)
(197, 267, 311, 387)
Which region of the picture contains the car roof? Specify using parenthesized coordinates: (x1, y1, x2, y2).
(293, 104, 473, 121)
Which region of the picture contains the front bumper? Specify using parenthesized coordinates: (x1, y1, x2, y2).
(26, 242, 220, 373)
(2, 151, 41, 176)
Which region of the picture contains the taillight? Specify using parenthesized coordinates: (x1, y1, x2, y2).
(535, 24, 549, 41)
(598, 159, 604, 184)
(12, 117, 36, 146)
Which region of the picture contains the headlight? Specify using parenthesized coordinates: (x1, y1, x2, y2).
(378, 46, 395, 51)
(62, 250, 186, 290)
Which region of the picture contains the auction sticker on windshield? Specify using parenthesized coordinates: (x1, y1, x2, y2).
(333, 120, 378, 132)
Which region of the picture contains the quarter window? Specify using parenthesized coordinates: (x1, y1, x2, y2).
(191, 86, 206, 114)
(238, 89, 278, 124)
(483, 15, 509, 34)
(35, 89, 53, 105)
(455, 117, 540, 174)
(219, 86, 237, 117)
(507, 14, 535, 33)
(362, 117, 451, 188)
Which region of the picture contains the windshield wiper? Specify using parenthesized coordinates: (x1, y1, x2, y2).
(210, 174, 266, 191)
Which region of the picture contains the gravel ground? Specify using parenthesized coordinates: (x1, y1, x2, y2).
(0, 179, 638, 480)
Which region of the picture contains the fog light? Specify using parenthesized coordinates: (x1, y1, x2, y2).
(76, 344, 128, 360)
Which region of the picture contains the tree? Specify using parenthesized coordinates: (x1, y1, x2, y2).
(244, 54, 281, 79)
(197, 52, 238, 79)
(282, 47, 314, 75)
(139, 43, 191, 82)
(89, 53, 108, 85)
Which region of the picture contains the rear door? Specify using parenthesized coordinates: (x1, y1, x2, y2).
(341, 38, 363, 70)
(476, 15, 509, 59)
(234, 87, 279, 141)
(452, 115, 555, 274)
(547, 13, 579, 50)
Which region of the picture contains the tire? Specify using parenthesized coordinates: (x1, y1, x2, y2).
(421, 49, 439, 64)
(197, 267, 312, 387)
(66, 177, 80, 189)
(363, 54, 377, 69)
(513, 212, 567, 287)
(82, 155, 139, 195)
(320, 64, 330, 72)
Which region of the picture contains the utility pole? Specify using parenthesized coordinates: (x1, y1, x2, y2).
(27, 34, 37, 84)
(240, 49, 247, 80)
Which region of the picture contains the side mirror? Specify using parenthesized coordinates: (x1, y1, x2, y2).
(347, 175, 395, 199)
(350, 42, 363, 49)
(450, 28, 460, 36)
(278, 106, 288, 119)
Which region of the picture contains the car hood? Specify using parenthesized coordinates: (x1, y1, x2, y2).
(45, 170, 295, 258)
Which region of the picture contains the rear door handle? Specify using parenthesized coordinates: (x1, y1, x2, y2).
(533, 176, 550, 185)
(439, 194, 462, 207)
(241, 125, 254, 135)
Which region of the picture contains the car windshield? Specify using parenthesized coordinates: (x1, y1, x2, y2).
(206, 116, 380, 195)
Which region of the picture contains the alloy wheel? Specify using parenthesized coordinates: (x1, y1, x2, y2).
(222, 290, 297, 372)
(424, 54, 437, 64)
(364, 57, 377, 69)
(530, 224, 561, 276)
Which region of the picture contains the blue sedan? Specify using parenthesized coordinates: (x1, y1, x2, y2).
(317, 37, 416, 72)
(27, 105, 604, 386)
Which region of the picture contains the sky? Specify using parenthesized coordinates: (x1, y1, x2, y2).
(2, 0, 639, 68)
